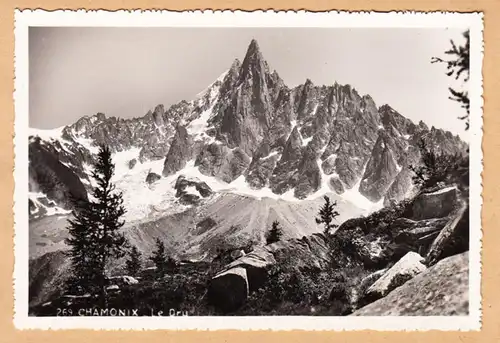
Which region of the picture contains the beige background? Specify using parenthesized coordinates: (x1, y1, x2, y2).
(1, 0, 498, 342)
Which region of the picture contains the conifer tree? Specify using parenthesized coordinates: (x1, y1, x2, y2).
(65, 144, 127, 303)
(125, 245, 142, 276)
(431, 30, 470, 130)
(266, 220, 283, 245)
(409, 138, 463, 190)
(150, 238, 168, 274)
(315, 196, 340, 236)
(409, 138, 437, 188)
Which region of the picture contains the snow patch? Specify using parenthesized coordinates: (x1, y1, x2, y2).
(186, 103, 217, 144)
(194, 70, 228, 99)
(340, 163, 385, 212)
(223, 175, 300, 202)
(302, 136, 313, 146)
(185, 185, 202, 197)
(29, 126, 65, 141)
(29, 192, 72, 217)
(392, 153, 403, 173)
(73, 135, 99, 154)
(312, 158, 334, 197)
(261, 151, 280, 160)
(186, 72, 225, 144)
(312, 103, 319, 115)
(111, 147, 142, 181)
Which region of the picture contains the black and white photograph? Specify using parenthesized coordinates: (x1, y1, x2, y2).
(15, 10, 483, 330)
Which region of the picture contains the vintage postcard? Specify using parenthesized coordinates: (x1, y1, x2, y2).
(13, 10, 483, 330)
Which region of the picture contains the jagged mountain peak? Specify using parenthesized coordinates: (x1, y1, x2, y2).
(246, 38, 261, 57)
(239, 39, 271, 81)
(28, 38, 469, 221)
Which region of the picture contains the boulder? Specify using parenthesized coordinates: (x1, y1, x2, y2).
(145, 172, 161, 184)
(411, 186, 458, 220)
(174, 175, 213, 205)
(354, 268, 388, 310)
(353, 252, 469, 316)
(390, 217, 450, 256)
(208, 248, 275, 312)
(365, 251, 426, 301)
(426, 199, 469, 266)
(223, 247, 277, 292)
(207, 267, 249, 312)
(128, 159, 137, 169)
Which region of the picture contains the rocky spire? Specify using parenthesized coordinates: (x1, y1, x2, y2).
(239, 39, 270, 81)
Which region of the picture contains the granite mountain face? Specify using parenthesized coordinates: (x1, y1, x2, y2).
(28, 39, 467, 219)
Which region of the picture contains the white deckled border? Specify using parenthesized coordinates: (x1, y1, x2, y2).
(13, 9, 484, 331)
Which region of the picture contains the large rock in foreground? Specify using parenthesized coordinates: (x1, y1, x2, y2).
(207, 233, 330, 312)
(426, 198, 469, 266)
(411, 186, 458, 220)
(207, 267, 249, 312)
(365, 251, 426, 301)
(208, 248, 275, 312)
(352, 251, 469, 316)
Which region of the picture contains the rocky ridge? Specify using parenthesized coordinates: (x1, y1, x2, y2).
(29, 39, 467, 219)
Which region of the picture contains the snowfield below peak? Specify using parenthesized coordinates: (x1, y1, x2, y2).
(105, 146, 383, 224)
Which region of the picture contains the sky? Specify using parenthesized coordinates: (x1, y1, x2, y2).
(29, 27, 469, 139)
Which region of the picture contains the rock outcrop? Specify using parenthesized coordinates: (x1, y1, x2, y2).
(353, 252, 469, 316)
(195, 144, 251, 183)
(174, 175, 213, 205)
(128, 159, 137, 169)
(29, 138, 88, 210)
(208, 267, 249, 312)
(411, 186, 458, 220)
(364, 252, 427, 301)
(425, 198, 469, 266)
(208, 248, 276, 311)
(145, 172, 161, 184)
(162, 126, 194, 176)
